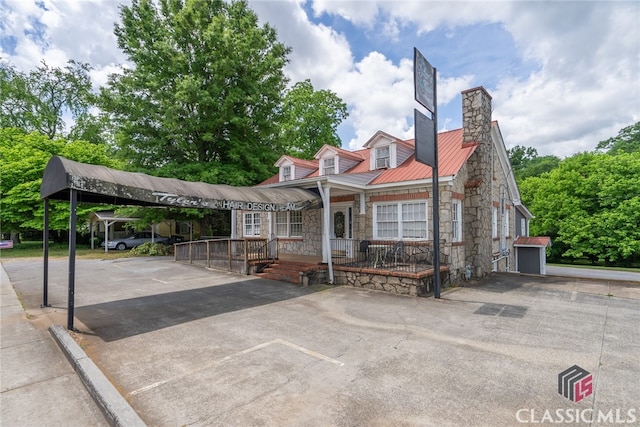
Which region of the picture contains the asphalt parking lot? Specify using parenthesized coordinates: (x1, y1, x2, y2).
(3, 257, 639, 426)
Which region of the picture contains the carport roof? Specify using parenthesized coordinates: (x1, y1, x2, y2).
(40, 156, 321, 211)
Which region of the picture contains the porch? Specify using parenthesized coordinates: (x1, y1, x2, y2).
(174, 238, 448, 296)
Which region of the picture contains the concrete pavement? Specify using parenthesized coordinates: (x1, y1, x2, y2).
(1, 263, 108, 427)
(546, 265, 640, 283)
(2, 256, 640, 426)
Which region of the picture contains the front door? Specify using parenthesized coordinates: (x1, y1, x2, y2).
(331, 205, 352, 257)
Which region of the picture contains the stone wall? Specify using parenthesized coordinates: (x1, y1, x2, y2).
(332, 267, 437, 296)
(462, 87, 494, 278)
(235, 209, 323, 257)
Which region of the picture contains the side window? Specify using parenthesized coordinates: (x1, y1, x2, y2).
(452, 200, 462, 242)
(243, 212, 261, 236)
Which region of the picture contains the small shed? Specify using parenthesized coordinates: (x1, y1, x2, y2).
(514, 236, 552, 275)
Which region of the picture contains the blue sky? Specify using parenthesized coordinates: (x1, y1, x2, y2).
(1, 0, 639, 158)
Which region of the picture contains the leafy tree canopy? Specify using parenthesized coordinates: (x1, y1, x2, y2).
(0, 60, 106, 143)
(596, 121, 640, 154)
(520, 151, 640, 266)
(0, 128, 119, 240)
(281, 79, 348, 159)
(507, 145, 560, 182)
(101, 0, 292, 186)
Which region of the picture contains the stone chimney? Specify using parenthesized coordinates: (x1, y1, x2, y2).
(462, 87, 493, 278)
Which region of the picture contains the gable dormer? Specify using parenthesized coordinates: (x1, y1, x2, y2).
(274, 156, 317, 182)
(314, 145, 364, 176)
(364, 131, 398, 170)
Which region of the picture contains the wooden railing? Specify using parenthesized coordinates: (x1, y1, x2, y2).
(174, 238, 276, 274)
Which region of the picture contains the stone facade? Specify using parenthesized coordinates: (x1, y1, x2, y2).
(462, 87, 494, 278)
(332, 267, 440, 297)
(234, 86, 525, 291)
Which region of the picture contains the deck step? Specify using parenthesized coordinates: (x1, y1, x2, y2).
(254, 260, 325, 285)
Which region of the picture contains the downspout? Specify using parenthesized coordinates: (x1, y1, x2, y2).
(317, 181, 334, 284)
(231, 210, 237, 239)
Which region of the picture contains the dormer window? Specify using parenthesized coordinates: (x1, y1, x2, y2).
(375, 146, 390, 169)
(323, 157, 335, 175)
(281, 165, 292, 181)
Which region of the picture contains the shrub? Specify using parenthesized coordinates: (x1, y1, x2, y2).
(130, 242, 170, 256)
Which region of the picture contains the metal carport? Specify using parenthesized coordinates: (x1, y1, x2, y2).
(40, 155, 321, 330)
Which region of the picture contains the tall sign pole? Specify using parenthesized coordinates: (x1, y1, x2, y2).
(413, 48, 441, 298)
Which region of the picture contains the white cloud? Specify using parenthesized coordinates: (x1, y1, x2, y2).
(2, 0, 637, 158)
(492, 1, 640, 156)
(311, 0, 379, 27)
(250, 0, 353, 89)
(306, 0, 640, 157)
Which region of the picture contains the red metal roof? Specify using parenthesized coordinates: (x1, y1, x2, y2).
(371, 128, 476, 184)
(260, 126, 481, 186)
(514, 236, 552, 247)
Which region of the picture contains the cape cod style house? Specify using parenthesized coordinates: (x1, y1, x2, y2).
(231, 87, 533, 290)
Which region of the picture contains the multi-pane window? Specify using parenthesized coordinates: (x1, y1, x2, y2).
(503, 209, 510, 238)
(401, 202, 427, 239)
(452, 200, 462, 242)
(281, 166, 292, 181)
(492, 207, 498, 238)
(275, 211, 303, 237)
(375, 202, 427, 239)
(243, 212, 261, 236)
(323, 157, 335, 175)
(376, 204, 398, 238)
(376, 146, 390, 169)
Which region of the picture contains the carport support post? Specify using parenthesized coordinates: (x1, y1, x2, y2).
(42, 198, 50, 307)
(67, 189, 77, 330)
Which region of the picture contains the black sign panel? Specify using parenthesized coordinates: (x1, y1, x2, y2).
(414, 109, 435, 167)
(414, 48, 435, 113)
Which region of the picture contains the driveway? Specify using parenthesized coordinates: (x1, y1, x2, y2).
(3, 257, 639, 426)
(546, 265, 640, 283)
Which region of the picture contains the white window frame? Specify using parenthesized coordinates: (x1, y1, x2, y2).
(275, 211, 303, 237)
(373, 201, 428, 240)
(281, 165, 292, 182)
(375, 145, 390, 169)
(322, 156, 336, 175)
(492, 206, 498, 238)
(503, 208, 510, 238)
(243, 212, 261, 236)
(452, 199, 462, 242)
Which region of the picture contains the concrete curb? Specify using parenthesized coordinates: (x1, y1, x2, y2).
(49, 325, 147, 427)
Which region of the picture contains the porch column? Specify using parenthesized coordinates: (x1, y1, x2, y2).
(231, 209, 237, 239)
(318, 183, 331, 263)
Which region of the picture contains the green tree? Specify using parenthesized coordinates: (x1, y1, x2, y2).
(0, 128, 119, 242)
(596, 121, 640, 154)
(0, 61, 105, 143)
(520, 151, 640, 266)
(280, 79, 348, 159)
(100, 0, 291, 185)
(508, 145, 560, 182)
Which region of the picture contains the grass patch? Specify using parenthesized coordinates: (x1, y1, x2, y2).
(1, 241, 135, 260)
